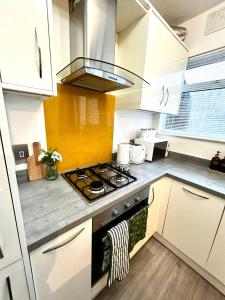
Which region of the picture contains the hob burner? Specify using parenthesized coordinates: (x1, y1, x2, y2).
(99, 165, 109, 172)
(89, 181, 105, 193)
(115, 174, 125, 182)
(77, 169, 87, 179)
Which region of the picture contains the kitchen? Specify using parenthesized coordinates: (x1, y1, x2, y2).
(1, 0, 225, 299)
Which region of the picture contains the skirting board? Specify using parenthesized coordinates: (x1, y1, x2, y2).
(154, 232, 225, 296)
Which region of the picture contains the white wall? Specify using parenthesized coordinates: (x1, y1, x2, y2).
(113, 110, 153, 152)
(156, 1, 225, 160)
(4, 92, 47, 170)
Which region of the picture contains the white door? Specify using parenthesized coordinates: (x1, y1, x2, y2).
(142, 180, 161, 244)
(30, 219, 92, 300)
(156, 177, 172, 234)
(0, 0, 52, 92)
(142, 11, 188, 114)
(0, 260, 29, 300)
(0, 137, 21, 271)
(163, 180, 224, 267)
(206, 211, 225, 284)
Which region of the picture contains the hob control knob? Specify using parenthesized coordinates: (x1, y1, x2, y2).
(112, 208, 120, 217)
(135, 196, 141, 202)
(124, 202, 131, 209)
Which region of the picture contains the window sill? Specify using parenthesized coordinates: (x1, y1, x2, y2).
(158, 131, 225, 144)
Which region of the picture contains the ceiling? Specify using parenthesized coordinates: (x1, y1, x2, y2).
(149, 0, 225, 25)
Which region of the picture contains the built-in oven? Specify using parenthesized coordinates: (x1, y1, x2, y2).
(92, 187, 150, 285)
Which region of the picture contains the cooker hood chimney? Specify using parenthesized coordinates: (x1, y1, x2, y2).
(57, 0, 150, 93)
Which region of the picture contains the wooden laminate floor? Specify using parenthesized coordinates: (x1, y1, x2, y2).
(96, 238, 225, 300)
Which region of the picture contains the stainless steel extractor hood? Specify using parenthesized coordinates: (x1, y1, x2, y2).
(57, 0, 150, 93)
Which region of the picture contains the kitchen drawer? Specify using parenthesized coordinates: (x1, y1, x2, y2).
(0, 260, 29, 300)
(30, 219, 92, 300)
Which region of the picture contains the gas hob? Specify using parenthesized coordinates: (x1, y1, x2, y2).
(62, 163, 137, 204)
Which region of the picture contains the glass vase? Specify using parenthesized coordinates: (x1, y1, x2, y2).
(46, 164, 58, 181)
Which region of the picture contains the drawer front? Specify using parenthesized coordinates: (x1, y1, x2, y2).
(31, 219, 92, 300)
(0, 260, 29, 300)
(163, 181, 224, 267)
(0, 139, 21, 270)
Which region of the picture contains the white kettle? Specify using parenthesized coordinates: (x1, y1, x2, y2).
(117, 142, 145, 165)
(117, 143, 130, 165)
(129, 143, 145, 164)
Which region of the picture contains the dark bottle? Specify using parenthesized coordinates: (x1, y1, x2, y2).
(220, 156, 225, 173)
(209, 151, 221, 171)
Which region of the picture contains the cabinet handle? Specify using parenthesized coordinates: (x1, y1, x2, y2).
(35, 27, 42, 78)
(182, 187, 209, 199)
(149, 186, 155, 206)
(164, 88, 169, 106)
(6, 277, 13, 300)
(0, 244, 4, 259)
(43, 228, 85, 254)
(160, 86, 165, 105)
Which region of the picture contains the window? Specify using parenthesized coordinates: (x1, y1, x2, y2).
(159, 47, 225, 141)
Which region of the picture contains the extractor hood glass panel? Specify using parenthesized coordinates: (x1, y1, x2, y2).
(57, 57, 150, 93)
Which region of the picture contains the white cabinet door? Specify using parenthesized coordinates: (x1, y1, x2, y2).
(0, 0, 53, 93)
(30, 219, 92, 300)
(0, 137, 21, 271)
(0, 260, 29, 300)
(116, 9, 188, 113)
(206, 210, 225, 284)
(142, 11, 188, 114)
(142, 180, 162, 245)
(156, 177, 172, 235)
(163, 181, 224, 267)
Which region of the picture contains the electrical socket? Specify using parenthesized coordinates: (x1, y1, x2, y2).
(12, 144, 29, 165)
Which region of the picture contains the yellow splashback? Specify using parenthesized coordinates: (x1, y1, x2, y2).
(44, 84, 115, 172)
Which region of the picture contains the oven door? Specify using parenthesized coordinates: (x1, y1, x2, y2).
(92, 200, 148, 285)
(152, 141, 168, 161)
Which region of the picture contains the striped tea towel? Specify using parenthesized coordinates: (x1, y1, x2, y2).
(107, 220, 129, 287)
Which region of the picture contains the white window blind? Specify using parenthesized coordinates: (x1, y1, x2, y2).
(159, 47, 225, 141)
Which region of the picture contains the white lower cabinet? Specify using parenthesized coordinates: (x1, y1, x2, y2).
(30, 219, 92, 300)
(156, 177, 172, 235)
(163, 180, 224, 267)
(0, 260, 29, 300)
(206, 210, 225, 284)
(142, 180, 162, 245)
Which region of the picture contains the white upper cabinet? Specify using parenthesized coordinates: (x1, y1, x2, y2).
(0, 0, 55, 95)
(116, 9, 188, 114)
(0, 137, 21, 271)
(163, 180, 224, 267)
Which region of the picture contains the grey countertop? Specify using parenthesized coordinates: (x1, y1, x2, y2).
(18, 153, 225, 252)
